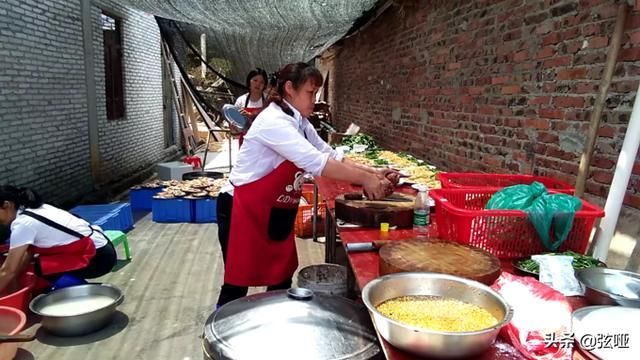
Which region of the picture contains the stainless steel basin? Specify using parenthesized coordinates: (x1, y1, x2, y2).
(29, 284, 123, 337)
(576, 267, 640, 307)
(362, 272, 512, 358)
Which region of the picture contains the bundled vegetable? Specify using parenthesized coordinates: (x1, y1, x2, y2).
(517, 251, 603, 274)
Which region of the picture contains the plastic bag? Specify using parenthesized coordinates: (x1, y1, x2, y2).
(532, 255, 584, 296)
(486, 183, 582, 251)
(492, 272, 573, 360)
(526, 194, 582, 251)
(486, 181, 547, 210)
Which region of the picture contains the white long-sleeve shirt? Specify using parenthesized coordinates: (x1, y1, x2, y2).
(221, 101, 342, 194)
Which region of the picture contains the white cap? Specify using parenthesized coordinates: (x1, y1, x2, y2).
(416, 184, 428, 192)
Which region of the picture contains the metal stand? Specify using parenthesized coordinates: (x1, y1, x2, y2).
(324, 204, 338, 263)
(228, 133, 233, 171)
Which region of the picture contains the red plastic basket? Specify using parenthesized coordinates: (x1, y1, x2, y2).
(431, 188, 604, 259)
(437, 173, 575, 194)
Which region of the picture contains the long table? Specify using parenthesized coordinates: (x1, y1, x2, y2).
(314, 176, 590, 360)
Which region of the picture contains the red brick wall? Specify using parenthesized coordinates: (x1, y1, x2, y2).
(322, 0, 640, 208)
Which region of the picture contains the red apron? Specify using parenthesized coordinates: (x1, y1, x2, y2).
(20, 210, 97, 276)
(225, 160, 305, 286)
(32, 237, 96, 276)
(238, 106, 263, 147)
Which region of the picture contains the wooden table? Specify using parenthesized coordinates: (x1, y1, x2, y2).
(314, 176, 591, 360)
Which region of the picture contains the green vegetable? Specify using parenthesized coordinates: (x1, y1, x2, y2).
(397, 152, 419, 163)
(365, 151, 380, 159)
(517, 251, 602, 274)
(374, 158, 389, 165)
(340, 134, 378, 150)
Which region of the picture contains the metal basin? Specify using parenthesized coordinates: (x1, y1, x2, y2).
(576, 267, 640, 307)
(30, 284, 123, 337)
(362, 272, 512, 359)
(203, 288, 380, 360)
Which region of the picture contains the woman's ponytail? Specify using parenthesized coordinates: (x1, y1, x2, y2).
(18, 188, 43, 208)
(268, 91, 294, 117)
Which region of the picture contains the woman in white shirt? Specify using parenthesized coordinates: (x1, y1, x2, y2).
(217, 63, 398, 306)
(0, 186, 116, 293)
(234, 68, 268, 118)
(232, 68, 269, 147)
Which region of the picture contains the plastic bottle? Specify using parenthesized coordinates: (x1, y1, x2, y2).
(413, 185, 430, 237)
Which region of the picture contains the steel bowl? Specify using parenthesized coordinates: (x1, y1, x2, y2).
(29, 284, 123, 336)
(575, 267, 640, 307)
(362, 272, 512, 358)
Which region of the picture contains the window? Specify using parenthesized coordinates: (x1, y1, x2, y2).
(102, 13, 124, 120)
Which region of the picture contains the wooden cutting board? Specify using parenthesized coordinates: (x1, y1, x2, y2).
(335, 192, 415, 228)
(379, 239, 502, 285)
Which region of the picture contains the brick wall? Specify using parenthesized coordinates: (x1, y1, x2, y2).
(324, 0, 640, 208)
(0, 0, 177, 205)
(0, 0, 93, 204)
(93, 0, 177, 184)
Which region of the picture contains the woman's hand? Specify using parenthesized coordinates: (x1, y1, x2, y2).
(363, 175, 394, 200)
(376, 168, 401, 186)
(229, 123, 242, 135)
(0, 244, 31, 294)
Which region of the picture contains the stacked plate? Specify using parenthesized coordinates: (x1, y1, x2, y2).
(572, 306, 639, 360)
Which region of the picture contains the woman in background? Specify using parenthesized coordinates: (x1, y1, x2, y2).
(234, 68, 268, 120)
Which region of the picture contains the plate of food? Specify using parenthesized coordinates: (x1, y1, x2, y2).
(513, 251, 606, 276)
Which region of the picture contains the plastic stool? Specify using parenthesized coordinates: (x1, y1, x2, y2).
(104, 230, 131, 260)
(51, 274, 87, 291)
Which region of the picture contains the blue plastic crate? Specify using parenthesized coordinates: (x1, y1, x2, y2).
(70, 203, 134, 232)
(130, 188, 163, 211)
(193, 198, 217, 223)
(152, 198, 193, 223)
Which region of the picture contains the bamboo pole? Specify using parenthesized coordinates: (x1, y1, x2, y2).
(574, 3, 628, 197)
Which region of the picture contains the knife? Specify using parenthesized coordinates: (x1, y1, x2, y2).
(380, 194, 411, 202)
(347, 193, 410, 203)
(345, 240, 391, 253)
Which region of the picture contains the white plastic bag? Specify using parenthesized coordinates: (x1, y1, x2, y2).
(532, 255, 584, 296)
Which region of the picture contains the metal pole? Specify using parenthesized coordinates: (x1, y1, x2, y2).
(200, 33, 206, 79)
(592, 81, 640, 261)
(228, 135, 233, 171)
(312, 179, 319, 242)
(202, 132, 211, 170)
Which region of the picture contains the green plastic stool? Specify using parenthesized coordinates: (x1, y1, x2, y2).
(104, 230, 131, 260)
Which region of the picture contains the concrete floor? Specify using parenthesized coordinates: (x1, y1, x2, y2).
(17, 212, 325, 360)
